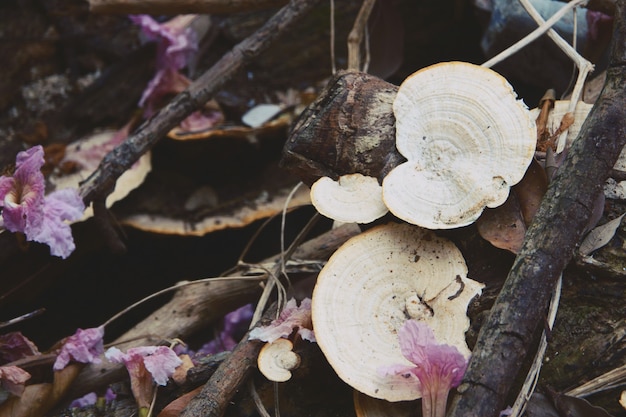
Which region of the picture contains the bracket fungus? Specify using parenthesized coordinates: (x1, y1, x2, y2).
(382, 61, 536, 229)
(310, 173, 388, 224)
(311, 222, 483, 401)
(257, 339, 301, 382)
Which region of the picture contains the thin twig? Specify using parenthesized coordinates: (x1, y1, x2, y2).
(330, 0, 336, 74)
(481, 0, 589, 69)
(567, 363, 626, 398)
(179, 303, 279, 417)
(517, 0, 594, 152)
(347, 0, 376, 71)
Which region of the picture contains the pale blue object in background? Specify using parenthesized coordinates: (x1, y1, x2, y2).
(479, 0, 609, 98)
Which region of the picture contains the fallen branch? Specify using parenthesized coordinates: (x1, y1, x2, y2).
(79, 0, 322, 205)
(179, 303, 278, 417)
(448, 2, 626, 415)
(63, 223, 360, 401)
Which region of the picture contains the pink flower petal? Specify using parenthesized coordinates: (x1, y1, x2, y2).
(53, 326, 104, 371)
(32, 189, 85, 259)
(0, 366, 31, 396)
(0, 332, 40, 363)
(142, 346, 183, 386)
(69, 392, 98, 408)
(0, 146, 84, 259)
(105, 345, 182, 386)
(0, 146, 46, 234)
(379, 320, 468, 417)
(248, 298, 315, 343)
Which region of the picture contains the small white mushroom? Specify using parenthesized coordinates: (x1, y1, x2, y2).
(382, 61, 536, 229)
(257, 339, 301, 382)
(310, 173, 388, 224)
(312, 222, 484, 401)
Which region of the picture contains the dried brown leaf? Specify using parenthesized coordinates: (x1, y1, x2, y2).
(579, 213, 625, 256)
(157, 386, 202, 417)
(0, 364, 82, 417)
(477, 194, 526, 254)
(513, 158, 549, 226)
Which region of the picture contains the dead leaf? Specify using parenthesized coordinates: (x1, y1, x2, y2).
(477, 194, 526, 254)
(157, 385, 202, 417)
(547, 388, 616, 417)
(171, 354, 194, 385)
(477, 159, 548, 254)
(0, 364, 82, 417)
(513, 159, 549, 225)
(579, 213, 625, 256)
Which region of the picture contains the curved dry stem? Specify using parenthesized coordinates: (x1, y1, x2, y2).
(347, 0, 376, 71)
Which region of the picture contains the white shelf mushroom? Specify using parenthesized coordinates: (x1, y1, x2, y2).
(311, 173, 389, 224)
(312, 222, 484, 402)
(382, 61, 536, 229)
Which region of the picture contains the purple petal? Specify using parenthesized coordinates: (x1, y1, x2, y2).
(69, 392, 98, 408)
(31, 188, 85, 259)
(0, 146, 46, 234)
(398, 320, 437, 365)
(0, 332, 40, 364)
(0, 366, 31, 396)
(130, 14, 197, 72)
(106, 345, 181, 386)
(248, 298, 314, 343)
(142, 346, 182, 386)
(104, 346, 125, 363)
(53, 326, 104, 371)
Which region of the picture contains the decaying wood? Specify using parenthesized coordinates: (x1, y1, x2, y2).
(281, 71, 403, 186)
(79, 0, 322, 205)
(63, 223, 361, 401)
(89, 0, 288, 14)
(449, 2, 626, 415)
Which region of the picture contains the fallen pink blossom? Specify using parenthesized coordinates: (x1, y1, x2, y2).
(249, 298, 315, 343)
(0, 146, 85, 258)
(0, 366, 31, 397)
(379, 320, 467, 417)
(53, 326, 105, 371)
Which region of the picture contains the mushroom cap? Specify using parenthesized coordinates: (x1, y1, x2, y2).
(382, 61, 536, 229)
(312, 222, 483, 401)
(311, 174, 389, 224)
(257, 339, 301, 382)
